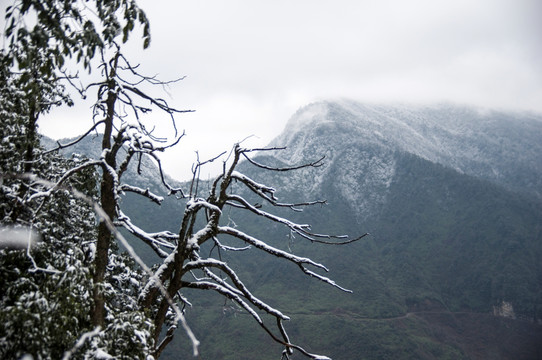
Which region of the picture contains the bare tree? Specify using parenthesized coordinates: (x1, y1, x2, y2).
(131, 144, 367, 359)
(1, 1, 366, 359)
(83, 45, 189, 328)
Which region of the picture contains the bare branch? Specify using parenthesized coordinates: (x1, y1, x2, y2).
(123, 84, 194, 129)
(147, 152, 186, 197)
(218, 226, 329, 272)
(226, 194, 348, 242)
(119, 184, 164, 205)
(190, 150, 227, 197)
(307, 232, 371, 245)
(242, 152, 325, 172)
(183, 257, 290, 320)
(42, 120, 105, 154)
(117, 52, 186, 87)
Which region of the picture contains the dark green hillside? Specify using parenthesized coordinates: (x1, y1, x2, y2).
(43, 109, 542, 359)
(160, 151, 542, 359)
(375, 152, 542, 319)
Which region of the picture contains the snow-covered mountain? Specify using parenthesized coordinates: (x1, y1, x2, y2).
(265, 100, 542, 219)
(41, 102, 542, 359)
(212, 100, 542, 359)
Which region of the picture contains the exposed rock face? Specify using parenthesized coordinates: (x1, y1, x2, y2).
(493, 301, 516, 319)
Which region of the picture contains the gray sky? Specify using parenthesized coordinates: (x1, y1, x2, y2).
(37, 0, 542, 180)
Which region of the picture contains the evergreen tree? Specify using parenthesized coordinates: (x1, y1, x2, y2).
(1, 1, 155, 358)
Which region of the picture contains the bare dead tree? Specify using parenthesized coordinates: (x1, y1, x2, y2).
(73, 45, 189, 328)
(136, 144, 367, 359)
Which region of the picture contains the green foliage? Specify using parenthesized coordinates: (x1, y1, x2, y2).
(0, 154, 96, 358)
(0, 82, 153, 359)
(5, 0, 151, 71)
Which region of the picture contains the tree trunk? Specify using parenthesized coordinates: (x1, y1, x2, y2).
(91, 65, 118, 327)
(10, 102, 38, 223)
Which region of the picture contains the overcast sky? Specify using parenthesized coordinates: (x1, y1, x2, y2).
(37, 0, 542, 180)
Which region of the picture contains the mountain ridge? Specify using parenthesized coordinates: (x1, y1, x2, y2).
(40, 101, 542, 359)
(270, 100, 542, 203)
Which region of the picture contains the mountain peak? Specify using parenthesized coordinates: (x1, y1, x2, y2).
(270, 100, 542, 201)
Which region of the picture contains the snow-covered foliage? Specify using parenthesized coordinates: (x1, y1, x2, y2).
(0, 150, 152, 360)
(0, 111, 153, 360)
(0, 1, 156, 358)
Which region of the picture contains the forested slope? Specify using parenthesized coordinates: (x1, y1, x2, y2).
(44, 102, 542, 359)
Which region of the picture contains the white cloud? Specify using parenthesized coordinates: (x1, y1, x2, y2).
(34, 0, 542, 180)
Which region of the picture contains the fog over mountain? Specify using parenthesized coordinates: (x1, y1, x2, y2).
(266, 101, 542, 218)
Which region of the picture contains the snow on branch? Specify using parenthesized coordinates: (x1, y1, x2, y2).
(241, 149, 325, 172)
(211, 236, 251, 252)
(116, 211, 174, 258)
(181, 280, 265, 325)
(218, 226, 353, 294)
(230, 170, 278, 201)
(299, 266, 352, 293)
(186, 197, 222, 215)
(119, 184, 164, 205)
(226, 194, 362, 244)
(218, 226, 329, 272)
(230, 171, 326, 211)
(183, 257, 290, 320)
(139, 252, 176, 305)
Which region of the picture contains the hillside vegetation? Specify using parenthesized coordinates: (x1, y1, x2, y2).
(54, 102, 542, 359)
